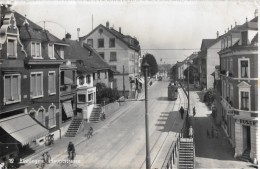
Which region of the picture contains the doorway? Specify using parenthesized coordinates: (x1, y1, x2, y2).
(243, 125, 251, 151)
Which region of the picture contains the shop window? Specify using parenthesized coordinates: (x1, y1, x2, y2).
(88, 93, 94, 101)
(78, 94, 86, 103)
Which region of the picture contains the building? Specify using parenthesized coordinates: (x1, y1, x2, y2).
(80, 22, 141, 98)
(63, 36, 114, 120)
(218, 16, 258, 163)
(199, 37, 222, 90)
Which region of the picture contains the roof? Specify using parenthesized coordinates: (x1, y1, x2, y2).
(201, 39, 216, 49)
(237, 16, 258, 31)
(63, 39, 111, 71)
(14, 12, 67, 44)
(80, 24, 140, 52)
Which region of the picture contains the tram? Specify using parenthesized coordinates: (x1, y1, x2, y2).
(168, 82, 178, 100)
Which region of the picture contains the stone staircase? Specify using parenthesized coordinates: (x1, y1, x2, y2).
(238, 149, 251, 162)
(89, 105, 102, 123)
(178, 138, 195, 169)
(65, 118, 83, 137)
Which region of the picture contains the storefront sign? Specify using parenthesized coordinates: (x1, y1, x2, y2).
(236, 119, 257, 126)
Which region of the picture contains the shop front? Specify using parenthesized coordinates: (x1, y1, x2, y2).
(234, 116, 258, 163)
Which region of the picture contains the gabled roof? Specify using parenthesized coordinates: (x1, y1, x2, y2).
(14, 12, 67, 44)
(80, 24, 140, 52)
(237, 16, 258, 31)
(63, 39, 111, 71)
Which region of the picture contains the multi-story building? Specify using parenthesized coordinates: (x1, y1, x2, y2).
(63, 36, 114, 120)
(199, 37, 221, 90)
(80, 22, 141, 98)
(218, 16, 258, 163)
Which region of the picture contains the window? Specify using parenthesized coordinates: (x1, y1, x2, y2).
(240, 60, 248, 78)
(241, 31, 248, 45)
(38, 108, 45, 126)
(78, 94, 86, 103)
(48, 72, 56, 95)
(230, 59, 233, 74)
(105, 72, 107, 79)
(48, 105, 56, 128)
(87, 75, 91, 83)
(30, 72, 43, 98)
(93, 73, 96, 80)
(7, 39, 17, 58)
(97, 72, 100, 79)
(60, 48, 64, 59)
(241, 92, 249, 110)
(79, 76, 85, 85)
(87, 39, 93, 47)
(3, 74, 21, 104)
(88, 93, 94, 101)
(31, 42, 41, 58)
(98, 39, 104, 48)
(48, 44, 54, 59)
(99, 52, 105, 59)
(109, 38, 115, 47)
(110, 52, 117, 61)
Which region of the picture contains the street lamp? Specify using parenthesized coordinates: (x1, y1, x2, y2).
(143, 60, 151, 169)
(186, 60, 193, 116)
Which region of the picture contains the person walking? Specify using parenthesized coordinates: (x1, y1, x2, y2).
(179, 106, 184, 119)
(193, 107, 196, 117)
(189, 126, 194, 138)
(67, 142, 75, 160)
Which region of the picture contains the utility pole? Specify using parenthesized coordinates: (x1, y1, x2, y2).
(188, 64, 190, 116)
(143, 61, 151, 169)
(123, 65, 125, 98)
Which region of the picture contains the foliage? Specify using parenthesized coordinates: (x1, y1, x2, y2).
(203, 88, 216, 106)
(183, 66, 198, 83)
(141, 53, 158, 77)
(96, 83, 120, 104)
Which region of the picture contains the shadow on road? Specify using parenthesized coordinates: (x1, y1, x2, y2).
(155, 111, 184, 133)
(193, 115, 237, 161)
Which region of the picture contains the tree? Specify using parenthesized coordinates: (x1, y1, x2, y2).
(141, 53, 158, 77)
(96, 83, 120, 104)
(203, 88, 216, 106)
(183, 65, 198, 83)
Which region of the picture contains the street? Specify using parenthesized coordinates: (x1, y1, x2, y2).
(42, 79, 186, 169)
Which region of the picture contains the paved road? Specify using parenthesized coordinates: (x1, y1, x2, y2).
(45, 79, 186, 169)
(189, 90, 254, 168)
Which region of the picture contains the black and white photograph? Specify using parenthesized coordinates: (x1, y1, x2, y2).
(0, 0, 258, 168)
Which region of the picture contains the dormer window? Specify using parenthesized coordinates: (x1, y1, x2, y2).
(60, 48, 64, 59)
(48, 44, 55, 59)
(7, 38, 17, 58)
(31, 42, 41, 58)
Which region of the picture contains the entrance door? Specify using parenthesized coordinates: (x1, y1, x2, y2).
(243, 126, 251, 151)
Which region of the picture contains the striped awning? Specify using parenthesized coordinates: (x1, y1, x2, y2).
(0, 114, 48, 146)
(62, 100, 73, 118)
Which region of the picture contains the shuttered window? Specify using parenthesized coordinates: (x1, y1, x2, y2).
(7, 39, 17, 58)
(30, 72, 43, 98)
(48, 72, 56, 95)
(3, 74, 21, 104)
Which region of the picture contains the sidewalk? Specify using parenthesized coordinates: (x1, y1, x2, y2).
(19, 99, 137, 169)
(189, 90, 253, 168)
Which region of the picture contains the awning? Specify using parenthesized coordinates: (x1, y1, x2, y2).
(0, 114, 49, 146)
(62, 101, 73, 118)
(137, 78, 144, 84)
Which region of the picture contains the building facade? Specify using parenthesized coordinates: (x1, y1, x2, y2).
(218, 16, 258, 162)
(80, 22, 141, 98)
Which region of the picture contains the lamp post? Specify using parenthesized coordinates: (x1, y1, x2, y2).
(143, 61, 151, 169)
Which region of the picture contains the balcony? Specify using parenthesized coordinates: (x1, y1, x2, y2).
(60, 84, 77, 95)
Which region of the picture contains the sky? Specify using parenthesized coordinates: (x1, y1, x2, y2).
(13, 0, 258, 65)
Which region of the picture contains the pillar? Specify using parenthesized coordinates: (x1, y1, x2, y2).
(234, 121, 243, 158)
(250, 125, 258, 164)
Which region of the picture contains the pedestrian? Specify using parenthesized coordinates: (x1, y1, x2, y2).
(206, 129, 210, 138)
(211, 126, 214, 138)
(193, 107, 196, 117)
(179, 106, 184, 119)
(189, 126, 194, 138)
(67, 142, 75, 160)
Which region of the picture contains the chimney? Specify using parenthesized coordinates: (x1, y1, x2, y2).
(106, 21, 109, 28)
(217, 31, 219, 38)
(65, 33, 71, 39)
(246, 17, 248, 22)
(77, 28, 80, 41)
(119, 27, 121, 33)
